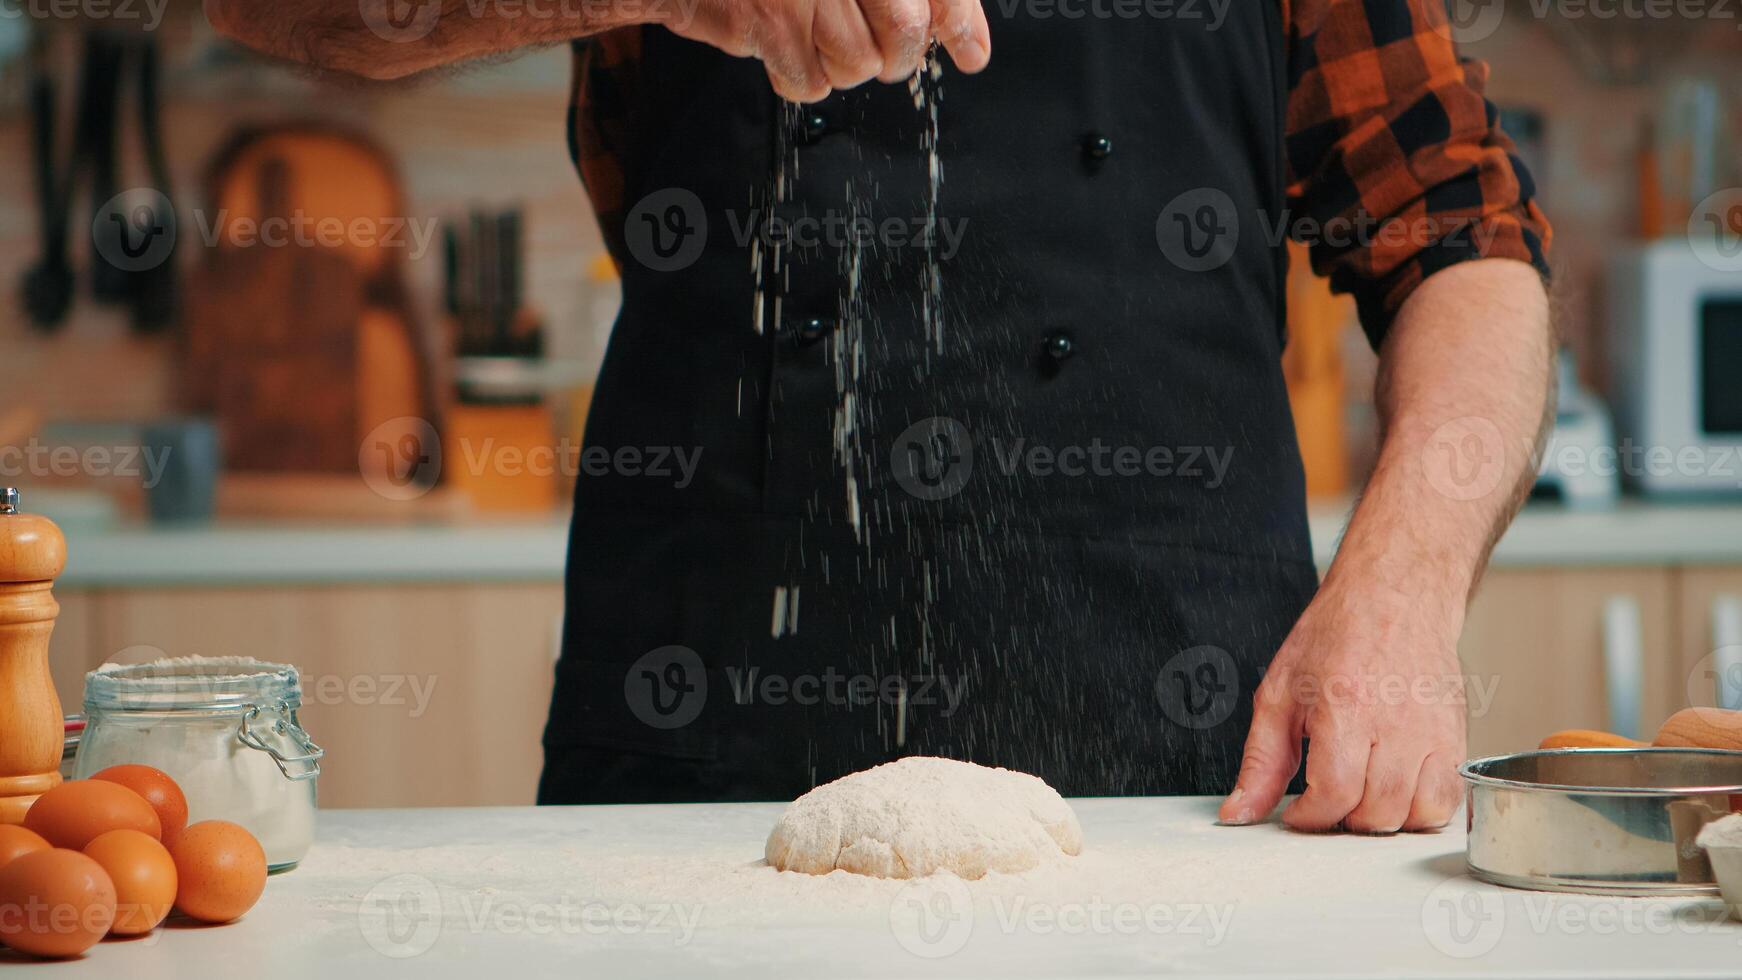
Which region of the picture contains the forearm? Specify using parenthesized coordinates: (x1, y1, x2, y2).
(203, 0, 643, 80)
(1324, 258, 1554, 623)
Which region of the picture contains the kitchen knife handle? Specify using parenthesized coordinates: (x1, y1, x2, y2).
(1602, 594, 1644, 741)
(1712, 594, 1742, 711)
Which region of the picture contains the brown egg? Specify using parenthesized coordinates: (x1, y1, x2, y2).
(91, 766, 190, 848)
(169, 821, 267, 924)
(23, 780, 162, 850)
(0, 848, 117, 958)
(84, 830, 177, 936)
(0, 825, 51, 869)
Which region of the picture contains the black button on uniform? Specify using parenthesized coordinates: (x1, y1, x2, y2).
(799, 112, 830, 145)
(1082, 133, 1113, 160)
(1043, 330, 1075, 361)
(796, 317, 833, 346)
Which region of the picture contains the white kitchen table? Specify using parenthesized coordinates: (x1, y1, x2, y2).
(9, 799, 1739, 978)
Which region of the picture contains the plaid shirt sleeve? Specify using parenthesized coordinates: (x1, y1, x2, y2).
(570, 29, 644, 269)
(1284, 0, 1552, 349)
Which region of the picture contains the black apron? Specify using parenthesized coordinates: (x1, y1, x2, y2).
(539, 5, 1319, 803)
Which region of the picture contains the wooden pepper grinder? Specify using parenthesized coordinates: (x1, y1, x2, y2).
(0, 488, 68, 824)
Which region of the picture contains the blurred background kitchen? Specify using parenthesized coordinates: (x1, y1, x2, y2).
(2, 4, 1741, 809)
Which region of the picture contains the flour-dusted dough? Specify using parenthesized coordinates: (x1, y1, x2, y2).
(764, 757, 1083, 879)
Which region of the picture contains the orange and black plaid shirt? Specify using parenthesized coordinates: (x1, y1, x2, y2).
(571, 0, 1551, 348)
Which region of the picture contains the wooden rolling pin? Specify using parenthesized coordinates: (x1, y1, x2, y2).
(1540, 708, 1742, 751)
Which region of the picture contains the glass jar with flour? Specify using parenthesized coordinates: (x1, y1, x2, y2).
(75, 657, 322, 871)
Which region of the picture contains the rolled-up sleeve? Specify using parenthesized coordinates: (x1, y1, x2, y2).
(1285, 0, 1552, 349)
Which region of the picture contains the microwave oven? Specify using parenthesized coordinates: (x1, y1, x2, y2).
(1608, 241, 1742, 495)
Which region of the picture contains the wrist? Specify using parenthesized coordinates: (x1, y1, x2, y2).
(1320, 508, 1476, 631)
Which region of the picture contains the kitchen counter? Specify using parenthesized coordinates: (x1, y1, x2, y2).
(49, 500, 1742, 586)
(21, 800, 1742, 978)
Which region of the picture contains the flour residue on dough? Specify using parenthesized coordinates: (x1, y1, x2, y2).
(765, 757, 1083, 880)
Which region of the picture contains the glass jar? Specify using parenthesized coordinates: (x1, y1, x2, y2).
(76, 658, 323, 871)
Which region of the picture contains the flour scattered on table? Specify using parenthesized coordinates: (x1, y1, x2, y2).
(765, 757, 1082, 879)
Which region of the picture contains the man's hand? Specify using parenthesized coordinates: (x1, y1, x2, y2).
(674, 0, 989, 102)
(1222, 558, 1469, 833)
(203, 0, 989, 92)
(1219, 258, 1553, 833)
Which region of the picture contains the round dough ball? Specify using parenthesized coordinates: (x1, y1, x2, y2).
(765, 757, 1083, 879)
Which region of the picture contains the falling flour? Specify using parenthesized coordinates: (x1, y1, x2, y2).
(764, 757, 1083, 879)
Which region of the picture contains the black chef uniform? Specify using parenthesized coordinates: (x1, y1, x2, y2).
(539, 5, 1320, 803)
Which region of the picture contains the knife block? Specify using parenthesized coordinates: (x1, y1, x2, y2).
(0, 489, 68, 824)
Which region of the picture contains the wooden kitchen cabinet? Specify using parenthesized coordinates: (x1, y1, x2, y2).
(1458, 568, 1680, 758)
(45, 589, 96, 715)
(47, 584, 563, 810)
